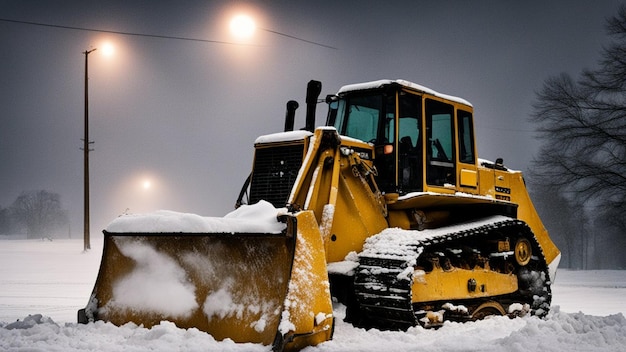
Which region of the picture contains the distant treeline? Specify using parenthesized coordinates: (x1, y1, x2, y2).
(0, 190, 68, 238)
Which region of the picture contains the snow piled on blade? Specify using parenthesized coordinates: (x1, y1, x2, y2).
(101, 240, 198, 318)
(105, 200, 287, 234)
(202, 286, 242, 319)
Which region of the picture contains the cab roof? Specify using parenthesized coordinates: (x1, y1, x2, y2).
(337, 79, 473, 107)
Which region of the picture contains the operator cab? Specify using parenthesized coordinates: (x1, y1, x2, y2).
(326, 79, 478, 196)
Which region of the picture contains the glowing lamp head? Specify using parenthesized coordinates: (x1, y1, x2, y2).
(101, 42, 115, 57)
(229, 14, 256, 39)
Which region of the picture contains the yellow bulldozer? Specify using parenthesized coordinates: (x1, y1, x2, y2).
(79, 79, 560, 351)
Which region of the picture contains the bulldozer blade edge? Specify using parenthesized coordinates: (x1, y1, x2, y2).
(80, 212, 333, 350)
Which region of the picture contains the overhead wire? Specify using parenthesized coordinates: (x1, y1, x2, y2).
(0, 17, 338, 49)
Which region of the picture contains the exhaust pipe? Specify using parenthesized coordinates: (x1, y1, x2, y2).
(305, 80, 322, 132)
(284, 100, 299, 132)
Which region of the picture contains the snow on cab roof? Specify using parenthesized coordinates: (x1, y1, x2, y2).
(337, 79, 473, 107)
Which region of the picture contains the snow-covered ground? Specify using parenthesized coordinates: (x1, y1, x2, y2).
(1, 238, 625, 351)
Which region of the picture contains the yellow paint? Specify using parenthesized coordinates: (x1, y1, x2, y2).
(288, 129, 389, 263)
(281, 211, 335, 351)
(412, 267, 518, 303)
(477, 165, 560, 267)
(94, 232, 295, 346)
(460, 168, 478, 188)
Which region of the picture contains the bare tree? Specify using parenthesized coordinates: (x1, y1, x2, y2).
(0, 206, 12, 235)
(531, 5, 626, 226)
(529, 182, 592, 268)
(10, 190, 68, 239)
(530, 6, 626, 268)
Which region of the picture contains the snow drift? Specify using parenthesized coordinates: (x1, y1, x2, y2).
(1, 234, 625, 351)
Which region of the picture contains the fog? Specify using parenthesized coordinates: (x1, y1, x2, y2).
(0, 0, 621, 237)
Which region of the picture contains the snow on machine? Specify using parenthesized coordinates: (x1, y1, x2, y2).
(79, 79, 560, 351)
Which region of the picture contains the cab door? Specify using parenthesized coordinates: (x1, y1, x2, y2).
(425, 98, 456, 190)
(396, 90, 423, 193)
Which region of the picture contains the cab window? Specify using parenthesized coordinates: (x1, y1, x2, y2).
(398, 92, 422, 192)
(458, 110, 475, 164)
(336, 95, 382, 143)
(426, 99, 455, 186)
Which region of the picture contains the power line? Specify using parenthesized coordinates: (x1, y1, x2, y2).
(262, 28, 338, 50)
(0, 17, 338, 49)
(0, 17, 240, 45)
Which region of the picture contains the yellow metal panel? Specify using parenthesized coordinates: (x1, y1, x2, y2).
(508, 172, 560, 266)
(387, 210, 411, 230)
(290, 129, 388, 264)
(412, 267, 518, 303)
(476, 164, 561, 268)
(460, 168, 477, 188)
(92, 233, 295, 346)
(388, 192, 504, 211)
(282, 211, 334, 350)
(324, 163, 389, 262)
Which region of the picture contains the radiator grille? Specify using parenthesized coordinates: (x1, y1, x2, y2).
(249, 143, 305, 207)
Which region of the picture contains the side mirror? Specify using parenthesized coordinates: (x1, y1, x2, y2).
(325, 95, 339, 126)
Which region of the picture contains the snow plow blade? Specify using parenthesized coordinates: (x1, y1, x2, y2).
(78, 209, 334, 351)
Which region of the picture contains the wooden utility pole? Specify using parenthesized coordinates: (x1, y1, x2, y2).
(83, 48, 96, 251)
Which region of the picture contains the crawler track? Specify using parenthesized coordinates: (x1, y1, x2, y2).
(353, 216, 551, 329)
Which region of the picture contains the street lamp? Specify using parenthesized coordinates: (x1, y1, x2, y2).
(229, 14, 256, 40)
(83, 48, 96, 251)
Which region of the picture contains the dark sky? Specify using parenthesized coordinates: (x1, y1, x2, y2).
(1, 0, 622, 236)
